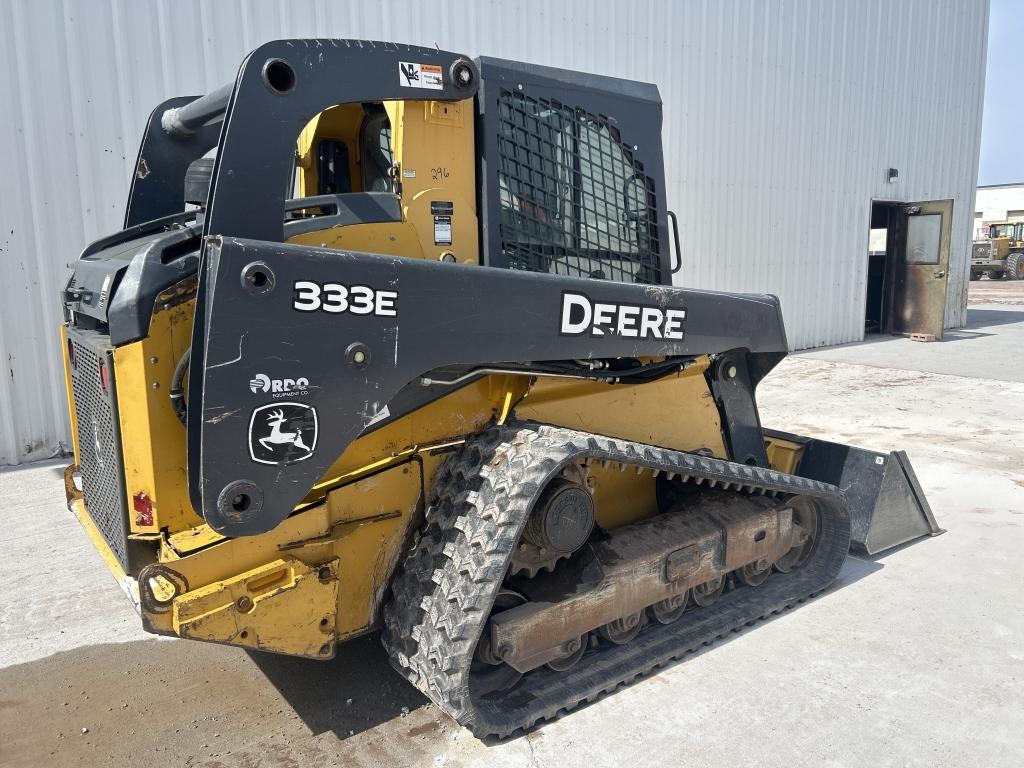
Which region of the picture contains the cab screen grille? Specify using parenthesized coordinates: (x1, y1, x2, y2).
(496, 88, 661, 284)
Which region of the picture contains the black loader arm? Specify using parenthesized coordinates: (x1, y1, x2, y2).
(186, 39, 480, 517)
(185, 38, 789, 536)
(194, 237, 788, 536)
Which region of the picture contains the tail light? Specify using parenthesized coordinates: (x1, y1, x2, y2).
(133, 492, 154, 527)
(99, 361, 110, 393)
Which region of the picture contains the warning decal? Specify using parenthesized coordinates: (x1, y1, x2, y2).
(399, 62, 443, 90)
(432, 200, 454, 245)
(433, 215, 452, 246)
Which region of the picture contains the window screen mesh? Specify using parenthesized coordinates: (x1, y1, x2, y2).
(497, 89, 661, 284)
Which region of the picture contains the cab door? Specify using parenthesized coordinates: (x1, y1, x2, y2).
(886, 199, 952, 340)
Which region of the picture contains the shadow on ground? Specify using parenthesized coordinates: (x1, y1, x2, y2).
(0, 633, 442, 768)
(248, 632, 428, 737)
(797, 305, 1024, 359)
(962, 306, 1024, 327)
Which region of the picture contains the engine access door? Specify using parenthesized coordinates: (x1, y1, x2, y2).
(886, 199, 952, 340)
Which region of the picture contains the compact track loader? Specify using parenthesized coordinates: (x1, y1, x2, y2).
(60, 40, 941, 738)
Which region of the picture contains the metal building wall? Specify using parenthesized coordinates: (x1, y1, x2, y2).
(0, 0, 989, 465)
(976, 184, 1024, 222)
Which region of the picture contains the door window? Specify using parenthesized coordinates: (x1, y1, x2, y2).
(905, 214, 941, 264)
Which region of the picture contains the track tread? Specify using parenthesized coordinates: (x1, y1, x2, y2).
(382, 421, 851, 738)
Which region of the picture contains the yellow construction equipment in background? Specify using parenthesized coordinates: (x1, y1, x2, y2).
(971, 220, 1024, 280)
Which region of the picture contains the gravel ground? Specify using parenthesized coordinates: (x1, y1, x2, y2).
(1, 299, 1022, 768)
(967, 275, 1024, 305)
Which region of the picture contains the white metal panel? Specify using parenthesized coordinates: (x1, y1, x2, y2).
(0, 0, 989, 464)
(976, 184, 1024, 223)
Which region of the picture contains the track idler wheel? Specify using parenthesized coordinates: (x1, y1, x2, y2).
(598, 611, 645, 644)
(648, 590, 689, 624)
(692, 576, 725, 607)
(473, 589, 527, 694)
(774, 497, 821, 574)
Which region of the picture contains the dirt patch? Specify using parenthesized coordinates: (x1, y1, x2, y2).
(0, 635, 456, 768)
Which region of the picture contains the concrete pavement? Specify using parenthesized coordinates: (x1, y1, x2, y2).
(798, 279, 1024, 382)
(1, 289, 1022, 768)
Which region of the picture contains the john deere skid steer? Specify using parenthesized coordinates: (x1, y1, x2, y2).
(60, 40, 941, 738)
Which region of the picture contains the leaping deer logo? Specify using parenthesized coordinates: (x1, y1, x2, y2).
(248, 402, 318, 465)
(258, 408, 312, 453)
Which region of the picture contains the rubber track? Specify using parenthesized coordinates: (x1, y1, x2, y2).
(381, 421, 852, 738)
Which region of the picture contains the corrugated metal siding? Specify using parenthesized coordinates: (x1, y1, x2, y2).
(0, 0, 989, 464)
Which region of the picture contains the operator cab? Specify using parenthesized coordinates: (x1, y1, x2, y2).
(987, 221, 1024, 244)
(292, 103, 394, 197)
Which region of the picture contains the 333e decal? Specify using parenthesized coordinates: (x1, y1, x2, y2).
(292, 281, 397, 316)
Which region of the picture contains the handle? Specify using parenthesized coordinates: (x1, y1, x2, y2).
(933, 271, 945, 278)
(667, 210, 682, 275)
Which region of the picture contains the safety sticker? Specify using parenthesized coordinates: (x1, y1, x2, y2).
(248, 402, 318, 465)
(97, 273, 113, 311)
(366, 404, 391, 427)
(433, 215, 452, 246)
(399, 62, 443, 90)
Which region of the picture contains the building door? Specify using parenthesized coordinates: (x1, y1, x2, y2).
(885, 199, 952, 340)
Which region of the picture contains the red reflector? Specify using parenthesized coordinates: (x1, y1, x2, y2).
(99, 362, 110, 393)
(133, 492, 154, 527)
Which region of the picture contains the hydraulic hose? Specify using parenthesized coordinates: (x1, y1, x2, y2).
(170, 348, 191, 425)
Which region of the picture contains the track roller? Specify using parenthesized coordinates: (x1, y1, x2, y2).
(598, 612, 645, 645)
(649, 591, 689, 624)
(692, 576, 726, 607)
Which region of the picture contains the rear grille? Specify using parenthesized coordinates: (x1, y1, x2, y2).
(67, 328, 130, 570)
(496, 89, 662, 284)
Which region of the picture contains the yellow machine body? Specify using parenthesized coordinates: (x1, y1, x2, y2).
(62, 98, 807, 659)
